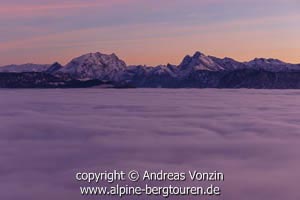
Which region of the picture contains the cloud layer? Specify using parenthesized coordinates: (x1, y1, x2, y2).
(1, 89, 300, 199)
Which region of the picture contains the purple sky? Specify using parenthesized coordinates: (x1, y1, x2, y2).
(1, 0, 300, 65)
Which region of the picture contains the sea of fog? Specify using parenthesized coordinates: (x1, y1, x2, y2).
(0, 89, 300, 200)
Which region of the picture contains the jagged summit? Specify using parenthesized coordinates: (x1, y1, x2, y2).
(193, 51, 206, 58)
(1, 50, 300, 88)
(179, 51, 224, 71)
(46, 62, 63, 74)
(1, 50, 300, 78)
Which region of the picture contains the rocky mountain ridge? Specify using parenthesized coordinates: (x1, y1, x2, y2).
(1, 51, 300, 88)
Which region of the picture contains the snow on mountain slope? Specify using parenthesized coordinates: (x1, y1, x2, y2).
(120, 64, 178, 84)
(179, 52, 300, 73)
(147, 64, 178, 77)
(1, 51, 300, 83)
(46, 62, 63, 74)
(58, 52, 127, 81)
(245, 58, 300, 72)
(0, 64, 50, 73)
(179, 52, 225, 72)
(209, 56, 247, 70)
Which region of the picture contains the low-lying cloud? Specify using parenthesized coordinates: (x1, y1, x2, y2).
(0, 89, 300, 199)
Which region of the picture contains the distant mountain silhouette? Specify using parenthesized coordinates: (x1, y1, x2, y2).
(1, 51, 300, 88)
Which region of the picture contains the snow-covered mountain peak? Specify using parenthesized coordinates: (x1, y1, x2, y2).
(179, 51, 224, 71)
(249, 58, 285, 65)
(192, 51, 206, 58)
(66, 52, 124, 67)
(58, 52, 127, 81)
(245, 57, 300, 72)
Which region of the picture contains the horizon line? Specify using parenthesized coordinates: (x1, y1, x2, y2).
(0, 50, 300, 67)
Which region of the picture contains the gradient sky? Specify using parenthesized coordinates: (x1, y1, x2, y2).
(1, 0, 300, 66)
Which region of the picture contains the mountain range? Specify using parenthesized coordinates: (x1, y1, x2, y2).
(1, 51, 300, 88)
